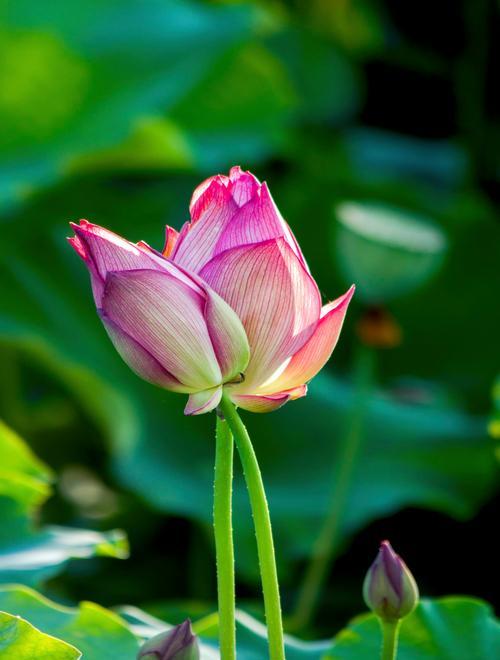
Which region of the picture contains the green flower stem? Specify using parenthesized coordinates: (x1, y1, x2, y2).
(289, 344, 376, 631)
(219, 392, 285, 660)
(213, 415, 236, 660)
(380, 619, 401, 660)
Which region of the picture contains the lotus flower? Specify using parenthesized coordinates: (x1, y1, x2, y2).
(69, 167, 354, 415)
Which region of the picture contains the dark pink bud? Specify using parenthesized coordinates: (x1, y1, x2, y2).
(137, 620, 199, 660)
(363, 540, 419, 622)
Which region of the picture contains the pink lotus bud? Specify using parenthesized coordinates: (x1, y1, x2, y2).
(138, 620, 199, 660)
(363, 540, 419, 622)
(69, 167, 354, 415)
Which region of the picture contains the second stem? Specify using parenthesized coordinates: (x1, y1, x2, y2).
(219, 392, 285, 660)
(214, 415, 236, 660)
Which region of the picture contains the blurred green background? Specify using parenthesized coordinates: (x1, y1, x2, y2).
(0, 0, 498, 642)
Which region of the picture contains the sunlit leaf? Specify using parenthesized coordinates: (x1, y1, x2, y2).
(0, 610, 80, 660)
(0, 585, 138, 660)
(0, 419, 128, 585)
(325, 597, 500, 659)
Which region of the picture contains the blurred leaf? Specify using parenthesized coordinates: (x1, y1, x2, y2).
(0, 610, 80, 660)
(202, 610, 331, 659)
(169, 41, 297, 169)
(0, 585, 138, 659)
(121, 605, 330, 659)
(0, 0, 266, 208)
(0, 524, 129, 586)
(488, 376, 500, 449)
(300, 0, 386, 56)
(325, 597, 500, 659)
(2, 586, 498, 659)
(343, 129, 468, 188)
(0, 420, 51, 485)
(70, 118, 195, 173)
(0, 585, 328, 658)
(268, 29, 361, 124)
(0, 420, 52, 510)
(334, 201, 448, 303)
(0, 420, 128, 585)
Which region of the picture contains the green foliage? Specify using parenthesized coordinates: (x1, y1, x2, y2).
(0, 0, 265, 207)
(0, 420, 52, 511)
(326, 598, 500, 659)
(0, 420, 128, 585)
(0, 0, 498, 652)
(0, 585, 138, 659)
(0, 611, 80, 660)
(0, 584, 330, 658)
(1, 587, 498, 658)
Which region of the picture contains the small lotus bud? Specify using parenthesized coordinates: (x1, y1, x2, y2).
(137, 620, 200, 660)
(363, 540, 419, 622)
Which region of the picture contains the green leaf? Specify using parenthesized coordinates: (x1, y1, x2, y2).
(0, 419, 128, 585)
(169, 42, 297, 170)
(0, 420, 52, 511)
(268, 29, 361, 125)
(0, 586, 327, 658)
(0, 610, 80, 659)
(325, 597, 500, 659)
(343, 129, 468, 188)
(0, 0, 264, 209)
(0, 585, 139, 660)
(0, 524, 129, 586)
(0, 420, 52, 486)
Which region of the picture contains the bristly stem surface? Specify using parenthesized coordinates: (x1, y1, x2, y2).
(219, 392, 285, 660)
(214, 414, 236, 659)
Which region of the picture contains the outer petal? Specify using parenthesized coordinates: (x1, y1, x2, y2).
(69, 220, 199, 305)
(99, 314, 188, 392)
(200, 239, 321, 390)
(189, 174, 229, 220)
(172, 178, 238, 273)
(184, 386, 223, 416)
(213, 183, 307, 267)
(229, 385, 307, 413)
(203, 288, 250, 382)
(101, 269, 222, 391)
(259, 285, 355, 394)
